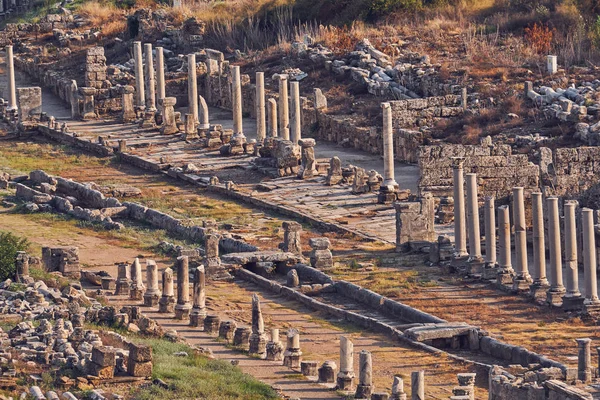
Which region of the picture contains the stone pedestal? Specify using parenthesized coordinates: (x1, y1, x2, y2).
(301, 361, 318, 377)
(218, 321, 237, 342)
(297, 138, 317, 179)
(79, 87, 97, 120)
(233, 327, 251, 348)
(283, 330, 302, 369)
(121, 85, 136, 123)
(318, 361, 337, 383)
(204, 315, 221, 334)
(159, 97, 178, 135)
(115, 263, 130, 295)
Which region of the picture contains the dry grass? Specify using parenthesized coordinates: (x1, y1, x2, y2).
(76, 1, 126, 36)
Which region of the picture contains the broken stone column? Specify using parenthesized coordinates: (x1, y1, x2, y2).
(466, 173, 483, 269)
(290, 81, 301, 144)
(69, 80, 79, 120)
(184, 114, 197, 140)
(188, 54, 198, 124)
(298, 138, 317, 179)
(278, 75, 290, 140)
(283, 329, 302, 369)
(174, 256, 192, 320)
(582, 208, 600, 314)
(547, 55, 558, 74)
(144, 43, 156, 113)
(129, 258, 144, 301)
(326, 156, 343, 185)
(6, 45, 16, 112)
(121, 85, 136, 123)
(309, 237, 333, 269)
(531, 192, 549, 298)
(497, 205, 514, 284)
(248, 293, 268, 357)
(231, 65, 246, 141)
(576, 338, 592, 383)
(156, 47, 165, 108)
(546, 197, 566, 307)
(158, 267, 175, 313)
(379, 102, 400, 204)
(133, 41, 145, 109)
(159, 97, 178, 135)
(15, 251, 29, 282)
(337, 335, 355, 391)
(483, 196, 497, 278)
(267, 98, 278, 138)
(115, 263, 130, 295)
(453, 373, 476, 400)
(79, 87, 97, 120)
(391, 376, 407, 400)
(314, 88, 327, 113)
(203, 233, 222, 276)
(256, 72, 266, 143)
(411, 371, 425, 400)
(452, 157, 467, 258)
(563, 200, 583, 310)
(266, 328, 284, 361)
(355, 350, 374, 399)
(512, 187, 532, 291)
(143, 260, 160, 307)
(189, 265, 207, 327)
(280, 221, 302, 255)
(198, 95, 210, 130)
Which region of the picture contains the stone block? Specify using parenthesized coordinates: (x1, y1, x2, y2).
(91, 346, 115, 367)
(126, 358, 152, 377)
(128, 343, 152, 362)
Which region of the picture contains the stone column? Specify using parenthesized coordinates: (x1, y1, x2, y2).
(465, 173, 482, 263)
(281, 221, 302, 255)
(159, 97, 178, 135)
(531, 192, 549, 289)
(411, 371, 424, 400)
(266, 328, 284, 361)
(144, 43, 156, 112)
(391, 376, 407, 400)
(256, 72, 266, 143)
(512, 187, 532, 290)
(121, 85, 136, 123)
(454, 373, 476, 400)
(354, 350, 373, 399)
(115, 263, 130, 295)
(69, 80, 79, 119)
(278, 75, 290, 140)
(79, 87, 97, 120)
(546, 197, 566, 306)
(15, 251, 29, 282)
(6, 45, 16, 111)
(576, 338, 592, 383)
(290, 81, 301, 144)
(187, 54, 198, 124)
(129, 257, 144, 301)
(563, 200, 583, 310)
(155, 47, 165, 105)
(452, 157, 467, 258)
(267, 98, 278, 138)
(483, 196, 496, 274)
(582, 208, 600, 313)
(497, 205, 514, 284)
(133, 41, 144, 109)
(249, 293, 268, 357)
(198, 95, 210, 129)
(189, 266, 206, 327)
(381, 102, 398, 188)
(143, 260, 160, 307)
(283, 329, 302, 369)
(174, 256, 191, 319)
(337, 335, 355, 391)
(158, 267, 175, 313)
(231, 65, 245, 140)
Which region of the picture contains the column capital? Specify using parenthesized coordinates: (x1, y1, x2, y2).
(451, 157, 465, 169)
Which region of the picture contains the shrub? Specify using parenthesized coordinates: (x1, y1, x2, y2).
(524, 22, 555, 53)
(0, 232, 30, 281)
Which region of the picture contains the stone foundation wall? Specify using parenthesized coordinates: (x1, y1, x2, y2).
(388, 95, 462, 127)
(544, 146, 600, 197)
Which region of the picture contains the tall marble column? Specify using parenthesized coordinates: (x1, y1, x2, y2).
(6, 46, 16, 111)
(531, 192, 549, 296)
(497, 205, 514, 284)
(158, 267, 175, 313)
(155, 47, 166, 105)
(278, 75, 290, 140)
(452, 157, 467, 258)
(512, 187, 531, 291)
(267, 98, 278, 138)
(381, 102, 398, 188)
(582, 208, 600, 314)
(354, 350, 373, 399)
(174, 256, 191, 319)
(189, 265, 206, 327)
(337, 335, 355, 391)
(144, 43, 156, 112)
(563, 200, 583, 310)
(411, 371, 425, 400)
(576, 338, 592, 383)
(187, 54, 198, 124)
(133, 41, 145, 109)
(483, 196, 496, 269)
(465, 173, 482, 262)
(231, 65, 245, 140)
(290, 80, 301, 144)
(255, 72, 266, 143)
(198, 95, 210, 130)
(546, 197, 566, 306)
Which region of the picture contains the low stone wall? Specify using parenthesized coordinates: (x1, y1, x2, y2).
(544, 146, 600, 197)
(388, 95, 462, 127)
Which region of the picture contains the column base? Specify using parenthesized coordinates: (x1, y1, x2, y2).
(529, 282, 550, 302)
(114, 281, 130, 295)
(129, 289, 144, 301)
(466, 257, 485, 275)
(266, 341, 284, 361)
(82, 112, 98, 121)
(355, 384, 374, 399)
(482, 263, 499, 280)
(158, 296, 175, 313)
(248, 333, 268, 357)
(582, 300, 600, 317)
(512, 276, 533, 293)
(496, 269, 515, 286)
(336, 372, 355, 391)
(140, 112, 156, 128)
(283, 350, 302, 369)
(189, 309, 207, 327)
(174, 304, 192, 320)
(160, 125, 179, 135)
(143, 293, 159, 307)
(562, 295, 585, 311)
(546, 287, 566, 307)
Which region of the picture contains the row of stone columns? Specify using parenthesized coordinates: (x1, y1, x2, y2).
(452, 165, 600, 312)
